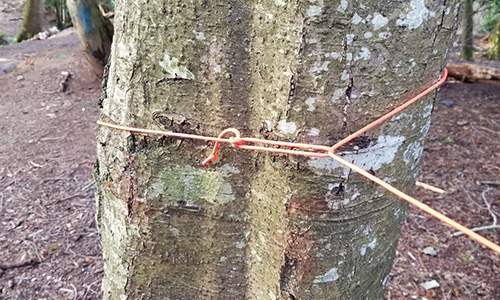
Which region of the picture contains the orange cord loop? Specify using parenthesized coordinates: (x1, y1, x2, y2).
(202, 128, 242, 167)
(97, 68, 500, 254)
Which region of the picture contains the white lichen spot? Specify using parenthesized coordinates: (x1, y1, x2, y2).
(310, 61, 331, 74)
(355, 47, 371, 61)
(341, 70, 350, 81)
(391, 112, 409, 122)
(403, 141, 424, 164)
(331, 88, 346, 103)
(364, 31, 373, 39)
(422, 102, 433, 118)
(268, 290, 277, 300)
(382, 275, 390, 286)
(251, 248, 262, 262)
(326, 52, 342, 60)
(169, 226, 180, 237)
(212, 64, 222, 74)
(193, 31, 206, 41)
(350, 190, 361, 201)
(305, 97, 317, 112)
(307, 5, 323, 17)
(277, 120, 297, 135)
(314, 267, 339, 283)
(337, 0, 348, 13)
(396, 0, 434, 30)
(307, 135, 406, 175)
(307, 36, 319, 44)
(343, 190, 359, 205)
(421, 118, 431, 135)
(350, 135, 406, 170)
(360, 237, 377, 256)
(346, 52, 353, 62)
(351, 13, 363, 25)
(220, 164, 241, 175)
(307, 128, 321, 137)
(393, 207, 403, 219)
(346, 34, 355, 45)
(159, 52, 195, 80)
(258, 231, 267, 243)
(378, 31, 391, 39)
(235, 240, 246, 249)
(371, 13, 389, 30)
(274, 0, 286, 7)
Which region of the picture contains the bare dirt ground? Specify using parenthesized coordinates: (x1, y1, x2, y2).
(0, 31, 102, 299)
(0, 29, 499, 300)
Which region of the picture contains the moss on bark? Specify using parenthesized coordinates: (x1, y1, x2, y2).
(96, 0, 460, 299)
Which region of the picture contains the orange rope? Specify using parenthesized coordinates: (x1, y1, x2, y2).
(97, 68, 500, 254)
(327, 151, 500, 254)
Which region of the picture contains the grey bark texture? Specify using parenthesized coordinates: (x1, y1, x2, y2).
(461, 0, 474, 61)
(96, 0, 460, 299)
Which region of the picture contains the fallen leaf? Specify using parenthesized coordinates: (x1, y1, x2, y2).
(420, 280, 440, 290)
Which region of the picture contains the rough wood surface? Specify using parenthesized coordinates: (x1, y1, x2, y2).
(96, 1, 460, 299)
(447, 63, 500, 82)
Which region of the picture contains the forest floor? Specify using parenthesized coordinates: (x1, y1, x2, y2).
(0, 12, 499, 300)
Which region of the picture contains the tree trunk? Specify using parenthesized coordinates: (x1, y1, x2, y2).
(96, 1, 460, 299)
(462, 0, 474, 61)
(16, 0, 43, 42)
(66, 0, 113, 68)
(488, 20, 500, 60)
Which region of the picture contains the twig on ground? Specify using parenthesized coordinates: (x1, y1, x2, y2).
(0, 254, 40, 272)
(29, 160, 44, 168)
(460, 185, 483, 209)
(80, 180, 95, 192)
(480, 181, 500, 187)
(82, 280, 100, 298)
(453, 188, 499, 237)
(416, 181, 446, 194)
(46, 193, 88, 206)
(24, 240, 44, 263)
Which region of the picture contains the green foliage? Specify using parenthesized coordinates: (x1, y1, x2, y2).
(0, 32, 9, 45)
(482, 0, 500, 32)
(488, 20, 500, 59)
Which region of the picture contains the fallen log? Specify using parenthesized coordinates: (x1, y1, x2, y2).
(447, 63, 500, 82)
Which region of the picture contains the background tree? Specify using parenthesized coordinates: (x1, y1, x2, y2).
(484, 0, 500, 59)
(462, 0, 475, 61)
(488, 21, 500, 59)
(45, 0, 72, 30)
(96, 0, 460, 298)
(16, 0, 43, 42)
(66, 0, 113, 68)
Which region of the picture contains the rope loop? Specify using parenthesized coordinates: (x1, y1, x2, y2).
(96, 68, 500, 253)
(202, 128, 242, 167)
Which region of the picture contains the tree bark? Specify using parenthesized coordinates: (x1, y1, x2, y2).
(462, 0, 474, 61)
(16, 0, 43, 42)
(66, 0, 113, 68)
(96, 1, 460, 299)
